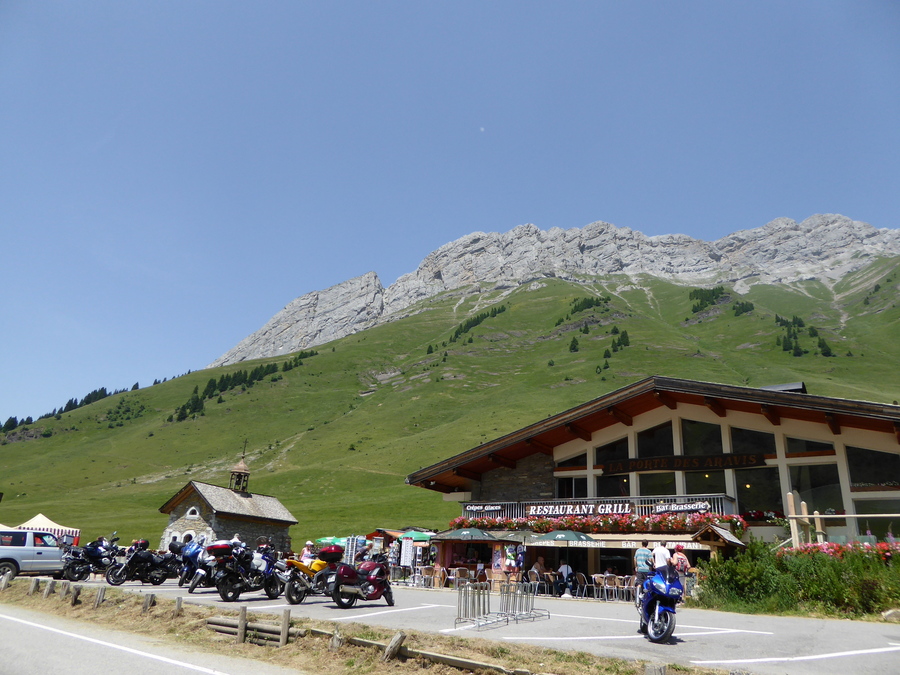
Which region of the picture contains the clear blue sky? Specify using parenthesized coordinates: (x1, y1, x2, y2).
(1, 2, 898, 422)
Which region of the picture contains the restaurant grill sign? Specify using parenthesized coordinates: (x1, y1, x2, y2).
(600, 451, 767, 476)
(465, 501, 633, 516)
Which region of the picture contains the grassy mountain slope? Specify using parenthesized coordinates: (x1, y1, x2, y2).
(2, 260, 899, 544)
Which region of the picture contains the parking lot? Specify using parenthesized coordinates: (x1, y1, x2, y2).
(68, 578, 900, 675)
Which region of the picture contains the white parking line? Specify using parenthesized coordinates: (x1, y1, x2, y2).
(550, 612, 774, 635)
(0, 612, 234, 674)
(692, 644, 900, 665)
(331, 603, 448, 621)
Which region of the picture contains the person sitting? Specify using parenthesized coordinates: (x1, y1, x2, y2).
(355, 542, 373, 563)
(300, 541, 316, 563)
(555, 559, 575, 596)
(530, 556, 548, 575)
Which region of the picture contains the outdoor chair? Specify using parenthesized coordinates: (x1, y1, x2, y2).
(418, 565, 434, 588)
(448, 566, 469, 588)
(432, 567, 448, 588)
(603, 574, 619, 600)
(527, 569, 550, 595)
(487, 569, 505, 592)
(618, 575, 635, 602)
(575, 571, 595, 598)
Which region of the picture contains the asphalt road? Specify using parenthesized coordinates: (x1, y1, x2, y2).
(7, 577, 900, 675)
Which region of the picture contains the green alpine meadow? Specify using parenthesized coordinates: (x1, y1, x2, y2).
(2, 262, 899, 544)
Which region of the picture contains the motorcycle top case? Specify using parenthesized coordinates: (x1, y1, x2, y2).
(206, 542, 234, 558)
(318, 545, 345, 563)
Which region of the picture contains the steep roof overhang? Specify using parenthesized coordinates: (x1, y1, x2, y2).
(405, 376, 900, 495)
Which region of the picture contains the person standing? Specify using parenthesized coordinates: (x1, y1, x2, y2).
(633, 540, 652, 585)
(651, 541, 672, 576)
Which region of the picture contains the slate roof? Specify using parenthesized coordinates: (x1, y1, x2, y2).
(159, 481, 298, 525)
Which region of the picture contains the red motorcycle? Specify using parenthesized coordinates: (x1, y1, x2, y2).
(327, 551, 394, 608)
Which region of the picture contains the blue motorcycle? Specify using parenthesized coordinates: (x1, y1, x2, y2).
(636, 567, 683, 643)
(178, 536, 206, 587)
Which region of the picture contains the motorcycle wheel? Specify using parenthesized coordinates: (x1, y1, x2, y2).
(149, 570, 167, 586)
(264, 576, 284, 599)
(178, 568, 191, 587)
(65, 564, 90, 583)
(218, 576, 242, 602)
(332, 585, 358, 609)
(105, 564, 126, 586)
(383, 587, 394, 607)
(646, 608, 676, 643)
(285, 579, 308, 605)
(188, 571, 204, 594)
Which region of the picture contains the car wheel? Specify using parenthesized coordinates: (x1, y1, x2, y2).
(0, 561, 18, 581)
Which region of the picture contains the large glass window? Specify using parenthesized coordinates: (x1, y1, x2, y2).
(595, 437, 629, 465)
(853, 499, 900, 539)
(637, 422, 674, 458)
(790, 464, 844, 518)
(596, 474, 630, 498)
(556, 453, 587, 469)
(846, 446, 900, 492)
(556, 476, 587, 498)
(684, 470, 726, 494)
(786, 437, 834, 456)
(731, 427, 777, 455)
(682, 419, 723, 456)
(736, 467, 783, 517)
(639, 472, 676, 496)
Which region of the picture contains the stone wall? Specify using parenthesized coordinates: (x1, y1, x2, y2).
(474, 453, 555, 501)
(160, 499, 292, 553)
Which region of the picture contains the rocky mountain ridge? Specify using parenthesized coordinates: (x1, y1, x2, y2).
(209, 214, 900, 367)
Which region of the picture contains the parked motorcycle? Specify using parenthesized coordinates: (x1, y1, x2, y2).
(105, 539, 180, 586)
(328, 551, 394, 608)
(635, 566, 683, 643)
(282, 545, 344, 605)
(187, 539, 223, 593)
(178, 536, 206, 587)
(63, 533, 121, 582)
(213, 539, 283, 602)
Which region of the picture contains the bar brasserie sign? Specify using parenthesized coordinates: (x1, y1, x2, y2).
(601, 451, 767, 476)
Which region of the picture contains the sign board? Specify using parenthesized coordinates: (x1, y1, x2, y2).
(652, 500, 711, 515)
(601, 452, 767, 476)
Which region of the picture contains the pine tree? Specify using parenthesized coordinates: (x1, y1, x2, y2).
(569, 337, 579, 352)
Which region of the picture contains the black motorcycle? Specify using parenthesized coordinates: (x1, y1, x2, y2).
(214, 542, 283, 602)
(105, 539, 179, 586)
(63, 534, 122, 582)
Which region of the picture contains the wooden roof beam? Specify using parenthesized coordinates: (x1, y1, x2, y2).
(761, 404, 781, 426)
(824, 412, 841, 435)
(453, 467, 482, 481)
(704, 396, 727, 418)
(525, 437, 554, 455)
(488, 453, 517, 469)
(607, 406, 633, 426)
(421, 481, 455, 493)
(654, 390, 678, 410)
(565, 423, 592, 442)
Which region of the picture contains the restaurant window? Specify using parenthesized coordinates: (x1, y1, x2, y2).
(596, 474, 630, 498)
(684, 470, 726, 494)
(790, 464, 844, 521)
(639, 472, 676, 496)
(637, 422, 674, 458)
(786, 437, 835, 456)
(853, 499, 900, 539)
(595, 437, 629, 465)
(556, 476, 587, 498)
(730, 427, 777, 456)
(736, 467, 783, 516)
(682, 419, 723, 456)
(846, 446, 900, 492)
(556, 453, 587, 469)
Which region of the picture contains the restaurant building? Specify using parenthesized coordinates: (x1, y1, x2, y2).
(407, 376, 900, 575)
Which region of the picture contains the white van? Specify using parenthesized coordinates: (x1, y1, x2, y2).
(0, 530, 65, 579)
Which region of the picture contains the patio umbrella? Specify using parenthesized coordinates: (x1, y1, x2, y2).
(432, 527, 498, 541)
(529, 530, 593, 547)
(398, 530, 432, 541)
(316, 536, 346, 546)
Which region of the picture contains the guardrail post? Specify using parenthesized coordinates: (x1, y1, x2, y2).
(236, 606, 247, 644)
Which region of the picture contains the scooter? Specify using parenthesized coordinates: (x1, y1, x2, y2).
(281, 545, 344, 604)
(328, 551, 394, 608)
(636, 565, 683, 643)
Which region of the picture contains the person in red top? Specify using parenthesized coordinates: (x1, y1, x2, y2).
(672, 544, 690, 574)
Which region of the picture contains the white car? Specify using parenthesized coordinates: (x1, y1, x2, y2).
(0, 530, 65, 579)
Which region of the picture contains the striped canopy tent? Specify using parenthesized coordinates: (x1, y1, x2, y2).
(17, 513, 80, 542)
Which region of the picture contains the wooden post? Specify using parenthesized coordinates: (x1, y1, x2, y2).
(786, 492, 800, 548)
(800, 501, 811, 544)
(70, 585, 82, 606)
(279, 609, 291, 647)
(236, 606, 247, 645)
(172, 596, 182, 620)
(382, 632, 407, 661)
(59, 580, 71, 599)
(42, 579, 57, 599)
(142, 594, 156, 613)
(28, 578, 41, 596)
(645, 665, 666, 675)
(813, 511, 825, 544)
(0, 571, 11, 591)
(93, 586, 106, 609)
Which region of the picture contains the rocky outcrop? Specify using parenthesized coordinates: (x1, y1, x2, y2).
(209, 214, 900, 367)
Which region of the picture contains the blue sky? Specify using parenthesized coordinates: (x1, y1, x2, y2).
(1, 2, 898, 422)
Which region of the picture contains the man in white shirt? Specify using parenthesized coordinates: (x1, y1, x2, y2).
(555, 559, 574, 596)
(651, 542, 672, 576)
